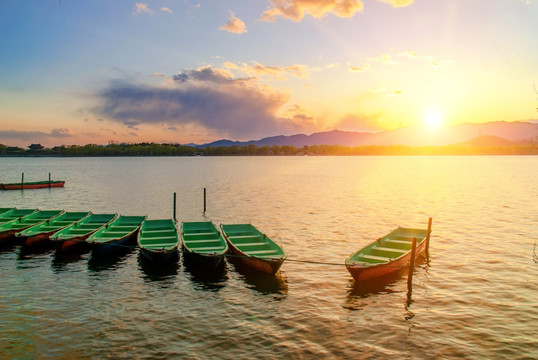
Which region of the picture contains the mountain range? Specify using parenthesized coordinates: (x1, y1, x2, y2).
(193, 121, 538, 148)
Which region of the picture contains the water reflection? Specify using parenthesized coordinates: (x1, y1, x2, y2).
(51, 252, 86, 271)
(183, 257, 229, 292)
(19, 243, 56, 258)
(88, 248, 135, 272)
(228, 257, 288, 297)
(137, 251, 180, 283)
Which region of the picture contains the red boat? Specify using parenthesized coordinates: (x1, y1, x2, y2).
(0, 180, 65, 190)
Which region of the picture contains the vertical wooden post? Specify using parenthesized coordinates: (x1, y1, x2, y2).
(425, 217, 433, 254)
(407, 236, 417, 291)
(173, 192, 177, 221)
(203, 188, 207, 214)
(21, 172, 24, 190)
(49, 172, 51, 188)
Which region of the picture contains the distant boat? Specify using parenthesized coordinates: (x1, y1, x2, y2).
(345, 223, 432, 282)
(181, 221, 228, 268)
(51, 213, 117, 253)
(220, 224, 286, 275)
(0, 180, 65, 190)
(87, 215, 146, 257)
(137, 219, 179, 262)
(0, 210, 63, 245)
(0, 209, 38, 225)
(17, 211, 91, 249)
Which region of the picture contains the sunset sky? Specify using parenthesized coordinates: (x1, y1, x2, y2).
(1, 0, 537, 147)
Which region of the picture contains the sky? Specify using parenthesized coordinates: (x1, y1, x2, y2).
(0, 0, 537, 147)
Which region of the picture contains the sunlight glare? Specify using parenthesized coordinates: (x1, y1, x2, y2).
(423, 110, 444, 128)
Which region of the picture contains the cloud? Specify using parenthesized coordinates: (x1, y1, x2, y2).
(348, 64, 370, 73)
(161, 7, 173, 15)
(173, 65, 246, 84)
(224, 61, 309, 80)
(397, 50, 453, 68)
(259, 0, 415, 22)
(373, 53, 398, 64)
(0, 129, 75, 141)
(260, 0, 365, 22)
(377, 0, 414, 7)
(50, 128, 74, 137)
(220, 11, 247, 34)
(92, 67, 311, 139)
(133, 3, 153, 15)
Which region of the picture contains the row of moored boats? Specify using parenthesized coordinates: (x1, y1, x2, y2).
(0, 207, 432, 280)
(0, 208, 286, 274)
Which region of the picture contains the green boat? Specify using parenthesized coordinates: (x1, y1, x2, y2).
(0, 210, 63, 246)
(345, 220, 432, 282)
(87, 215, 146, 256)
(137, 219, 179, 262)
(220, 224, 286, 275)
(181, 221, 228, 267)
(0, 208, 14, 215)
(0, 208, 38, 225)
(51, 213, 118, 253)
(17, 211, 91, 249)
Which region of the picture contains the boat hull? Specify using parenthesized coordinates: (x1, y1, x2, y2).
(54, 235, 91, 254)
(227, 244, 284, 275)
(91, 233, 137, 258)
(346, 239, 426, 282)
(182, 248, 225, 269)
(139, 247, 178, 263)
(19, 234, 57, 254)
(0, 181, 65, 190)
(21, 232, 56, 250)
(0, 232, 18, 247)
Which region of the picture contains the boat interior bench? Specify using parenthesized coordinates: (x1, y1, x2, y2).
(183, 232, 218, 241)
(227, 235, 263, 244)
(358, 254, 390, 263)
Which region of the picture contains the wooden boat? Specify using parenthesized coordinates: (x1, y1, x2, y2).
(0, 208, 38, 225)
(51, 213, 117, 253)
(137, 219, 179, 262)
(0, 180, 65, 190)
(0, 207, 14, 215)
(87, 215, 146, 256)
(220, 224, 286, 275)
(345, 223, 432, 282)
(0, 209, 63, 245)
(16, 211, 91, 249)
(181, 221, 228, 267)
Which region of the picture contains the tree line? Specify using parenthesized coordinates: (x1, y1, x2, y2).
(1, 142, 537, 156)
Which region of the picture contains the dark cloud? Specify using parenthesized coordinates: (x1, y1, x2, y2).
(173, 66, 251, 85)
(0, 129, 74, 141)
(93, 71, 305, 139)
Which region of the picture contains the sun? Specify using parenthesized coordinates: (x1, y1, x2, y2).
(423, 110, 444, 128)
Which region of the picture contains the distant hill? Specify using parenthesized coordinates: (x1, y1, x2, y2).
(456, 136, 515, 147)
(195, 121, 538, 147)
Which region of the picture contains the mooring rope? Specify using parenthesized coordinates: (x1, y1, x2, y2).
(47, 237, 349, 266)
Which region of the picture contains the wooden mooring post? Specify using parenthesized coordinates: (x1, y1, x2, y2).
(173, 192, 177, 221)
(407, 236, 418, 291)
(21, 172, 24, 191)
(203, 187, 207, 215)
(425, 217, 433, 254)
(48, 172, 51, 188)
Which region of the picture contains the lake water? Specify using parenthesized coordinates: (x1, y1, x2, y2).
(0, 156, 537, 359)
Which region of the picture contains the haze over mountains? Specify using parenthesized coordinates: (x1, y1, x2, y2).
(194, 121, 538, 148)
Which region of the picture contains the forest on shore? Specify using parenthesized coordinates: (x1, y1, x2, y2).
(1, 142, 537, 156)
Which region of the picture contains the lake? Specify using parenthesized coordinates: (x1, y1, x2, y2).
(1, 156, 537, 359)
